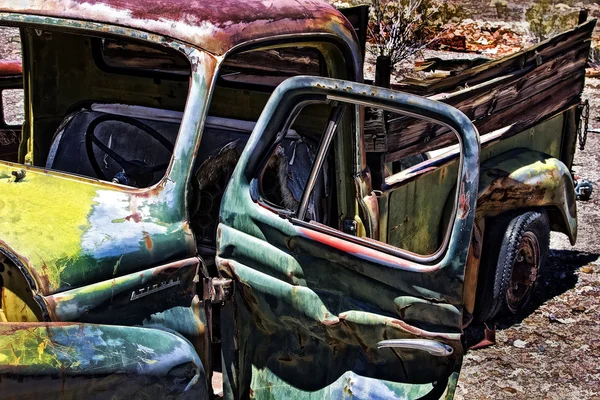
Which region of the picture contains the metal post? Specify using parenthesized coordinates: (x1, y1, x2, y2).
(578, 9, 588, 25)
(375, 55, 391, 88)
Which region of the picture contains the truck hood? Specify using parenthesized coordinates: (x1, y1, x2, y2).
(0, 162, 193, 296)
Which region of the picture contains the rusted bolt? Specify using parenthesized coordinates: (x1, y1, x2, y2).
(11, 169, 26, 182)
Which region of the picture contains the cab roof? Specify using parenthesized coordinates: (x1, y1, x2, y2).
(0, 0, 358, 56)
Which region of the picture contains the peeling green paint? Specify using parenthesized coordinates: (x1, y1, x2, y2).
(217, 77, 478, 399)
(0, 323, 207, 398)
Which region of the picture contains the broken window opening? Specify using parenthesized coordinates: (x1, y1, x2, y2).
(0, 26, 192, 188)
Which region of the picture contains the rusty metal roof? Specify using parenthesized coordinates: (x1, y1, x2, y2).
(0, 0, 358, 55)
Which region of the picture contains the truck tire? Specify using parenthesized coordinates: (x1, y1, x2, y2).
(476, 210, 550, 322)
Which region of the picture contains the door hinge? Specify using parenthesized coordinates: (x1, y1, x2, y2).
(203, 277, 234, 304)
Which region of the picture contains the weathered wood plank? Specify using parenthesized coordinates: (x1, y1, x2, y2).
(392, 19, 595, 95)
(385, 74, 583, 162)
(364, 21, 594, 160)
(383, 42, 589, 154)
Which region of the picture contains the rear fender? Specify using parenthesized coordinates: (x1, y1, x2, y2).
(477, 149, 577, 244)
(0, 322, 208, 399)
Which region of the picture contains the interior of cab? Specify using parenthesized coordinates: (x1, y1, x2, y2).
(1, 25, 456, 259)
(0, 27, 347, 258)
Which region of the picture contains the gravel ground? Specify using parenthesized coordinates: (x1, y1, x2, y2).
(0, 27, 21, 128)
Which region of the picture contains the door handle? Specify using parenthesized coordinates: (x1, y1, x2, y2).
(377, 339, 454, 356)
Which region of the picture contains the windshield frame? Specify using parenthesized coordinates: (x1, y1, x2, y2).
(0, 13, 218, 220)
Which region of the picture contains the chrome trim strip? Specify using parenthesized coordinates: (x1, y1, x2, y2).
(377, 339, 454, 356)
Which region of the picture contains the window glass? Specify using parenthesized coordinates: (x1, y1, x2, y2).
(96, 38, 190, 76)
(219, 47, 324, 87)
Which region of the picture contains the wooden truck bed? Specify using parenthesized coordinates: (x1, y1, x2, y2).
(365, 20, 595, 167)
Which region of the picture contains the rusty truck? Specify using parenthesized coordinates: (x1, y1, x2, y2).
(0, 1, 593, 398)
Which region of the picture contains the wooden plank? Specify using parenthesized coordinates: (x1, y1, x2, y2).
(385, 74, 583, 162)
(383, 42, 589, 154)
(364, 22, 594, 159)
(392, 19, 596, 95)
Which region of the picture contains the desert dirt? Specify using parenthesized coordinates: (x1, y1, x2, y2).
(456, 81, 600, 399)
(1, 6, 599, 399)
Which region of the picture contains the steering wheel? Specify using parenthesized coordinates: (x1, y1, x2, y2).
(85, 114, 174, 187)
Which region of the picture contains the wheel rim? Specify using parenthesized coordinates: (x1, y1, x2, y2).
(506, 231, 540, 313)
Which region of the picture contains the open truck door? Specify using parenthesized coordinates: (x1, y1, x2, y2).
(216, 76, 479, 399)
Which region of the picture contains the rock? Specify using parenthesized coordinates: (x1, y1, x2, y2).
(513, 339, 528, 348)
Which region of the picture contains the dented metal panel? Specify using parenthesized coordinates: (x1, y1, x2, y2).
(0, 323, 207, 398)
(477, 149, 577, 243)
(44, 257, 200, 322)
(217, 76, 479, 398)
(0, 163, 196, 297)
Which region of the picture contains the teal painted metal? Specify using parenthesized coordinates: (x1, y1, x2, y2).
(0, 13, 218, 398)
(45, 257, 200, 323)
(0, 323, 207, 398)
(250, 368, 458, 399)
(217, 76, 479, 399)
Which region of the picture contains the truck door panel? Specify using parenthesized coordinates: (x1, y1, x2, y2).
(217, 77, 479, 399)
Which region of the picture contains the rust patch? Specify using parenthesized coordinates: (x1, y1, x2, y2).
(479, 176, 547, 207)
(142, 231, 153, 251)
(0, 321, 82, 335)
(322, 318, 340, 327)
(458, 190, 470, 219)
(151, 257, 199, 275)
(0, 60, 22, 76)
(30, 261, 51, 295)
(0, 0, 356, 56)
(125, 213, 142, 223)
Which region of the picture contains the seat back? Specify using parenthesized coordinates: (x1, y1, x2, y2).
(46, 105, 180, 186)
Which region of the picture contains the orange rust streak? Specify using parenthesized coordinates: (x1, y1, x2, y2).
(142, 232, 153, 251)
(463, 219, 484, 315)
(297, 227, 441, 273)
(0, 60, 22, 76)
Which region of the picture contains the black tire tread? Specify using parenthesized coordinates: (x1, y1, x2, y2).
(476, 210, 550, 322)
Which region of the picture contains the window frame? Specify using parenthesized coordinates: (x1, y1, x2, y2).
(246, 89, 476, 266)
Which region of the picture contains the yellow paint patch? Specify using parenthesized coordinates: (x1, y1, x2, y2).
(0, 163, 99, 292)
(37, 340, 47, 360)
(1, 286, 40, 322)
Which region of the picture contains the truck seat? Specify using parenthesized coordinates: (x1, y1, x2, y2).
(46, 104, 180, 186)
